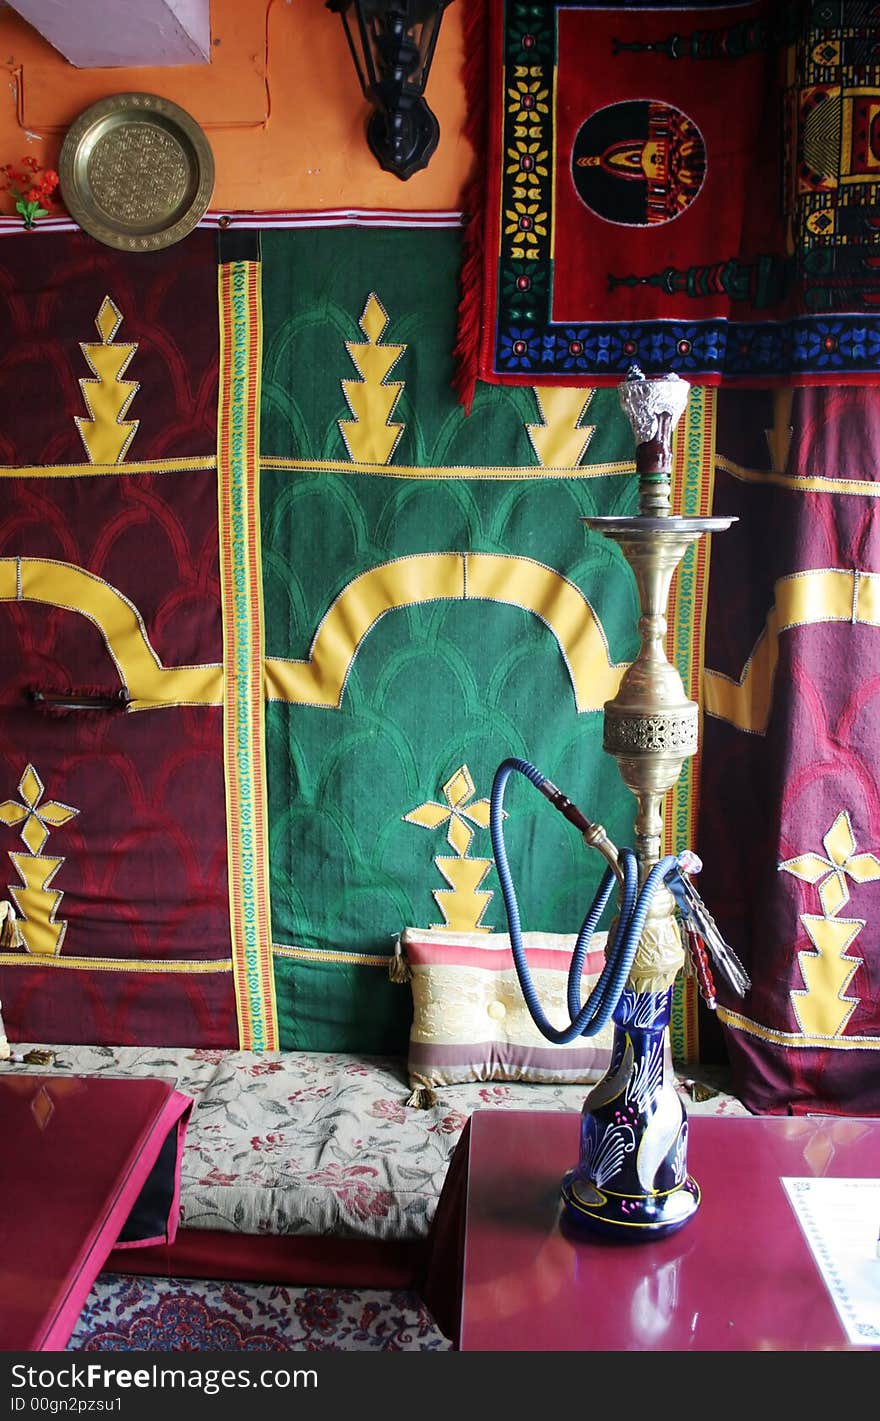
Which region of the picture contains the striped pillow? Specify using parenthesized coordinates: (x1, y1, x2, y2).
(400, 926, 613, 1089)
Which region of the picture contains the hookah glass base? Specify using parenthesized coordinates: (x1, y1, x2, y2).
(561, 1170, 700, 1242)
(558, 986, 700, 1242)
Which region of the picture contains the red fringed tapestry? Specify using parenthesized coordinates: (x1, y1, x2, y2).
(457, 1, 880, 407)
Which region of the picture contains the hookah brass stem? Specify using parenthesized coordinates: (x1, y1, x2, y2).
(589, 371, 696, 990)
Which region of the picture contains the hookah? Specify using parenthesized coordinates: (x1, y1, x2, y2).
(490, 367, 750, 1240)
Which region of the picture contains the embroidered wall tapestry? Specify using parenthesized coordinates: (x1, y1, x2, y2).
(697, 383, 880, 1116)
(0, 218, 717, 1061)
(0, 230, 233, 1047)
(457, 0, 880, 406)
(258, 224, 715, 1059)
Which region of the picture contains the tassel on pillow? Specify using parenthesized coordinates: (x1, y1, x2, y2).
(0, 901, 22, 950)
(405, 1085, 437, 1110)
(387, 934, 411, 984)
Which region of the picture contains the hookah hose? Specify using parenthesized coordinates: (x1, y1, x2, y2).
(490, 757, 680, 1045)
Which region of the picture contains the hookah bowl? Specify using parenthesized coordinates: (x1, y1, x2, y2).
(561, 369, 734, 1241)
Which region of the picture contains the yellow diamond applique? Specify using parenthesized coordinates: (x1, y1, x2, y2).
(21, 815, 48, 856)
(447, 814, 473, 858)
(461, 797, 491, 828)
(824, 811, 856, 870)
(443, 766, 475, 809)
(845, 852, 880, 883)
(360, 293, 388, 345)
(95, 295, 123, 343)
(818, 869, 849, 919)
(403, 801, 450, 830)
(19, 764, 44, 810)
(39, 802, 78, 829)
(0, 800, 27, 826)
(779, 853, 829, 883)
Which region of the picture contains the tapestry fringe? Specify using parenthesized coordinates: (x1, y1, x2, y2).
(452, 0, 491, 414)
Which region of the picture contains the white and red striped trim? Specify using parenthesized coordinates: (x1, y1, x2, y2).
(205, 208, 465, 229)
(0, 208, 465, 237)
(404, 937, 607, 976)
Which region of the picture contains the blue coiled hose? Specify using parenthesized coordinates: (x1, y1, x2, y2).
(490, 757, 679, 1044)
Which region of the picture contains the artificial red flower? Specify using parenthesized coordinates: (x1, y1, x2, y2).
(3, 158, 59, 225)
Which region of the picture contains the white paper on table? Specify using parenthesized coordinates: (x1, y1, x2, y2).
(782, 1177, 880, 1347)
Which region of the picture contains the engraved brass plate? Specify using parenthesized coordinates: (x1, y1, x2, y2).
(59, 92, 215, 252)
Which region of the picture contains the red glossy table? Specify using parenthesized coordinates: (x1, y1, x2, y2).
(449, 1110, 880, 1351)
(0, 1073, 191, 1352)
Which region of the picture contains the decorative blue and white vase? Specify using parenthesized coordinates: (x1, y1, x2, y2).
(561, 986, 700, 1240)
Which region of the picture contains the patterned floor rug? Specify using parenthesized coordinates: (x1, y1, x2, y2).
(67, 1275, 452, 1352)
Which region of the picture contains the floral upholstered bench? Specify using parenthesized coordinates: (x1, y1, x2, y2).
(1, 1041, 747, 1285)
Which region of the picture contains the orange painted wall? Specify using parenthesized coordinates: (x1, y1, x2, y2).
(0, 0, 472, 215)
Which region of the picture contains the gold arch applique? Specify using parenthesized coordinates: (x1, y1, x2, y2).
(0, 557, 222, 710)
(715, 1005, 880, 1051)
(703, 568, 880, 734)
(261, 456, 634, 480)
(0, 457, 215, 480)
(265, 552, 627, 710)
(717, 453, 880, 499)
(0, 954, 232, 973)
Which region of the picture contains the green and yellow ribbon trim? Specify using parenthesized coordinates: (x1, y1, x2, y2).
(218, 256, 277, 1050)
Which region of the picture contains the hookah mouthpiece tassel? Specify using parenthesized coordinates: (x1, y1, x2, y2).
(667, 854, 751, 998)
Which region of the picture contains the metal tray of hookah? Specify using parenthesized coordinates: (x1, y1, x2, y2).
(582, 515, 737, 533)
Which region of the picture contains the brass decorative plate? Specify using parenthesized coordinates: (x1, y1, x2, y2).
(59, 92, 215, 252)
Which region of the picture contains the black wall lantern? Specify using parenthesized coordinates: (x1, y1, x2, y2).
(327, 0, 452, 181)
